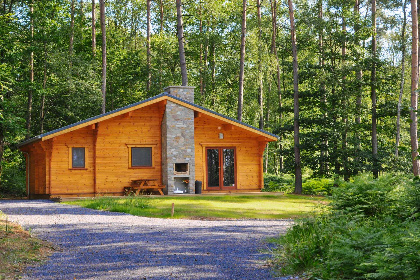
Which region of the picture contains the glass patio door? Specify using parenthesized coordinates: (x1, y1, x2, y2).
(206, 148, 236, 190)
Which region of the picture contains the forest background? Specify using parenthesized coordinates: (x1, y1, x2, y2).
(0, 0, 413, 195)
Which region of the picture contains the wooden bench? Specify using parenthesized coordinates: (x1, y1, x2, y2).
(124, 179, 165, 196)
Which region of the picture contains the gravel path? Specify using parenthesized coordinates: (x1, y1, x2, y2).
(0, 200, 293, 280)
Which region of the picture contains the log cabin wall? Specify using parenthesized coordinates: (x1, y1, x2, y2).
(20, 141, 47, 198)
(194, 114, 267, 191)
(47, 102, 164, 197)
(50, 126, 95, 196)
(32, 142, 47, 195)
(94, 103, 164, 195)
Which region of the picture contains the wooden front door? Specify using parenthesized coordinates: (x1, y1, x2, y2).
(206, 147, 236, 190)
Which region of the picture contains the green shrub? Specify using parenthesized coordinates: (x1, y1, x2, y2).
(302, 178, 335, 196)
(273, 216, 330, 275)
(362, 221, 420, 280)
(271, 173, 420, 280)
(0, 149, 26, 198)
(409, 177, 420, 215)
(332, 174, 411, 218)
(263, 173, 294, 193)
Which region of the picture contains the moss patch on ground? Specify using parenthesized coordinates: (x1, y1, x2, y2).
(0, 212, 55, 279)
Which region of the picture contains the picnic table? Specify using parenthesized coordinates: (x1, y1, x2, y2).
(124, 179, 165, 196)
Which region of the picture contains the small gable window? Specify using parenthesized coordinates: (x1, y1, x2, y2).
(131, 147, 152, 167)
(71, 147, 86, 168)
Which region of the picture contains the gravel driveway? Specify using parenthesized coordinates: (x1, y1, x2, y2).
(0, 200, 293, 280)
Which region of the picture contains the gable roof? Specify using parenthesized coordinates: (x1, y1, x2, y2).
(18, 92, 278, 148)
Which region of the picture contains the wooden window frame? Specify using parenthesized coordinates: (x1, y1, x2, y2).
(127, 144, 156, 169)
(68, 146, 88, 170)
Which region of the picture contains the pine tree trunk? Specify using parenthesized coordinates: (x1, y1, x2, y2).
(176, 0, 188, 86)
(411, 0, 420, 175)
(318, 0, 328, 175)
(91, 0, 96, 56)
(396, 0, 408, 157)
(0, 77, 4, 185)
(371, 0, 379, 178)
(158, 0, 164, 89)
(69, 0, 75, 97)
(203, 36, 209, 96)
(100, 0, 106, 113)
(79, 0, 85, 41)
(69, 0, 74, 65)
(257, 0, 263, 129)
(237, 0, 247, 121)
(159, 0, 164, 33)
(0, 0, 14, 183)
(355, 0, 362, 173)
(270, 0, 281, 113)
(418, 0, 420, 70)
(146, 0, 151, 92)
(288, 0, 302, 194)
(26, 1, 34, 140)
(211, 44, 216, 90)
(199, 2, 204, 99)
(40, 41, 48, 134)
(341, 19, 349, 181)
(270, 0, 283, 172)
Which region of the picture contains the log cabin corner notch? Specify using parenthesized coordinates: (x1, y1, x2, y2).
(18, 86, 278, 199)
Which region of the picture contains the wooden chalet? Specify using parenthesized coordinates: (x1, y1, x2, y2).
(18, 86, 278, 198)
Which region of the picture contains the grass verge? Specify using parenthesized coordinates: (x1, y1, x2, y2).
(0, 212, 54, 280)
(64, 194, 328, 220)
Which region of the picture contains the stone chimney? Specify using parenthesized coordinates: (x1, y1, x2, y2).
(164, 86, 195, 103)
(162, 86, 195, 194)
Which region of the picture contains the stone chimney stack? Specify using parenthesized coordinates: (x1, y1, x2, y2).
(162, 86, 195, 194)
(164, 86, 195, 103)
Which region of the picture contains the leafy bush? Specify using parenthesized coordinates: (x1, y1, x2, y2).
(302, 178, 335, 196)
(409, 177, 420, 215)
(263, 174, 294, 193)
(271, 173, 420, 279)
(332, 174, 412, 219)
(0, 149, 26, 198)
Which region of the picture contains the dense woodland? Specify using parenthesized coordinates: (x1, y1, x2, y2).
(0, 0, 416, 195)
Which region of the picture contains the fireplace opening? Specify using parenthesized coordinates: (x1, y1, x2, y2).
(174, 177, 189, 194)
(174, 163, 189, 175)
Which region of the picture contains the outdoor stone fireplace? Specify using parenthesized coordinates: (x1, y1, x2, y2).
(174, 163, 189, 175)
(161, 86, 196, 194)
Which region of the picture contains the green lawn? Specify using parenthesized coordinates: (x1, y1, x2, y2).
(64, 194, 328, 220)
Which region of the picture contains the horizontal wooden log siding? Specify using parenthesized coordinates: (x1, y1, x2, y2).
(20, 97, 274, 197)
(22, 103, 164, 196)
(33, 142, 47, 195)
(194, 114, 268, 191)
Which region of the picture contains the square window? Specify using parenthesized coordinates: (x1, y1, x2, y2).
(131, 147, 152, 167)
(72, 147, 85, 168)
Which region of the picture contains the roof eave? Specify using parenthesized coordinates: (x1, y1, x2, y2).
(17, 136, 42, 148)
(165, 95, 279, 141)
(17, 92, 279, 148)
